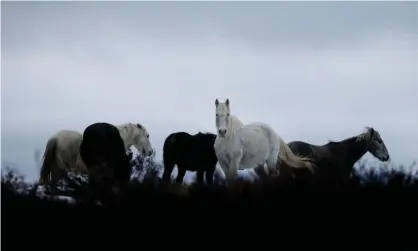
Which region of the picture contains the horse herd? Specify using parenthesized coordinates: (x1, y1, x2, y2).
(39, 98, 391, 195)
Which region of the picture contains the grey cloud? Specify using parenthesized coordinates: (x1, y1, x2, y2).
(3, 2, 418, 50)
(2, 2, 418, 181)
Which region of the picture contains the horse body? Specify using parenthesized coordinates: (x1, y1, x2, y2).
(80, 122, 153, 184)
(216, 121, 274, 171)
(79, 122, 131, 203)
(162, 132, 218, 185)
(39, 130, 86, 185)
(213, 98, 315, 184)
(80, 123, 131, 184)
(40, 123, 153, 186)
(286, 127, 390, 186)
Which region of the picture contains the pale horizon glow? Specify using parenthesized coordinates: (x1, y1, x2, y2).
(2, 1, 418, 182)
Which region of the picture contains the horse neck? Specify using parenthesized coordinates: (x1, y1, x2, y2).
(335, 136, 368, 167)
(224, 115, 243, 140)
(117, 124, 134, 150)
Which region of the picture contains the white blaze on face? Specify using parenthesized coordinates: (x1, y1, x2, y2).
(215, 98, 230, 137)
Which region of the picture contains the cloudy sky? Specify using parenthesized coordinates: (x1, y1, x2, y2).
(2, 1, 418, 182)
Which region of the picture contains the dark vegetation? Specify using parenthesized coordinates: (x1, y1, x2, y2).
(2, 151, 418, 248)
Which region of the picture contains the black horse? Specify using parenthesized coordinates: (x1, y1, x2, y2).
(283, 127, 390, 187)
(79, 122, 132, 203)
(162, 132, 218, 186)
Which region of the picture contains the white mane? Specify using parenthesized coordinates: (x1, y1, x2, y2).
(356, 127, 368, 141)
(231, 115, 244, 129)
(223, 115, 244, 139)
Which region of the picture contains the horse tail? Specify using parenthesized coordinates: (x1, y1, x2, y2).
(277, 136, 316, 172)
(39, 137, 58, 185)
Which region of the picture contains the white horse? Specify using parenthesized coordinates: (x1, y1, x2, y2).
(39, 130, 85, 185)
(213, 98, 315, 184)
(39, 123, 153, 185)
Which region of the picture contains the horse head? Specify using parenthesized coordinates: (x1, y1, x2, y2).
(133, 123, 153, 157)
(215, 98, 231, 137)
(363, 127, 390, 162)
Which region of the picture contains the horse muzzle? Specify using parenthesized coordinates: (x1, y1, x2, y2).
(142, 149, 153, 156)
(218, 129, 227, 137)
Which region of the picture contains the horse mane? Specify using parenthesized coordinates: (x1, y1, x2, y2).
(356, 126, 374, 143)
(326, 126, 374, 145)
(196, 131, 216, 136)
(230, 115, 244, 128)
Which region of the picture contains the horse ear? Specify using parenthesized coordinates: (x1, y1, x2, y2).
(225, 98, 229, 106)
(215, 99, 219, 106)
(370, 127, 375, 136)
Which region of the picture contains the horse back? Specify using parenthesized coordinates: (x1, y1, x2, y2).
(287, 141, 315, 158)
(163, 132, 217, 167)
(288, 140, 350, 184)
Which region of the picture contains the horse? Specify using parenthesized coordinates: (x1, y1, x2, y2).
(285, 127, 390, 187)
(39, 123, 153, 186)
(38, 130, 88, 186)
(213, 98, 315, 185)
(79, 122, 153, 204)
(162, 132, 218, 186)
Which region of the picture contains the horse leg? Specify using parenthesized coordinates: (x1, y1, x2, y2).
(49, 166, 66, 195)
(176, 167, 186, 184)
(217, 158, 229, 180)
(213, 164, 226, 186)
(162, 162, 175, 185)
(228, 150, 243, 184)
(254, 163, 269, 181)
(196, 170, 204, 185)
(205, 167, 215, 186)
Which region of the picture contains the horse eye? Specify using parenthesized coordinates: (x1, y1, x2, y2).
(216, 114, 219, 117)
(227, 114, 230, 116)
(147, 135, 149, 138)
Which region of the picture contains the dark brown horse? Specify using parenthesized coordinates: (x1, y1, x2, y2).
(162, 132, 218, 186)
(282, 127, 390, 187)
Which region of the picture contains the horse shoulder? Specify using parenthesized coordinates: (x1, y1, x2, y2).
(214, 138, 232, 158)
(214, 138, 225, 152)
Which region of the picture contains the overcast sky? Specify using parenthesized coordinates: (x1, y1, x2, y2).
(2, 1, 418, 182)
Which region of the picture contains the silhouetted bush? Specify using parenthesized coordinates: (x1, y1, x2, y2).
(2, 159, 418, 248)
(128, 148, 162, 183)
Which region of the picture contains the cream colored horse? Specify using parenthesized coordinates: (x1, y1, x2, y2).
(39, 123, 153, 186)
(38, 130, 86, 185)
(213, 98, 315, 184)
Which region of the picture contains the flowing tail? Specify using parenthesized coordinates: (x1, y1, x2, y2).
(38, 138, 58, 185)
(277, 136, 316, 172)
